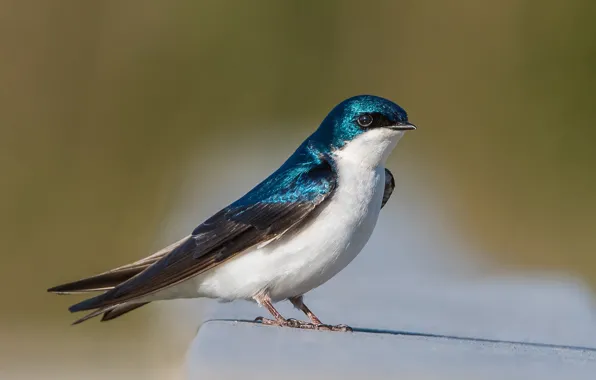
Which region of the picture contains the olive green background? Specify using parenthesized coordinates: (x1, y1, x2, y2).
(1, 1, 595, 378)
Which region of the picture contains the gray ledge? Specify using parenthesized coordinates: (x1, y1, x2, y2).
(186, 320, 596, 380)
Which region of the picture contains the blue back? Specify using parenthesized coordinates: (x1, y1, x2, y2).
(233, 95, 407, 206)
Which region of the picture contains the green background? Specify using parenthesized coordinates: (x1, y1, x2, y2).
(1, 1, 595, 378)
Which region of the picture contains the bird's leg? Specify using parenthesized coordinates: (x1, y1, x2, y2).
(253, 293, 302, 328)
(289, 296, 353, 332)
(289, 296, 323, 325)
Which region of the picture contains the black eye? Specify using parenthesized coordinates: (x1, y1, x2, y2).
(357, 114, 373, 127)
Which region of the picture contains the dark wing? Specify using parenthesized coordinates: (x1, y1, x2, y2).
(49, 236, 189, 323)
(48, 236, 189, 294)
(381, 168, 395, 209)
(69, 158, 336, 313)
(100, 302, 149, 322)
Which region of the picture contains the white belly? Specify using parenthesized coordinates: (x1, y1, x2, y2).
(150, 162, 386, 303)
(144, 128, 403, 304)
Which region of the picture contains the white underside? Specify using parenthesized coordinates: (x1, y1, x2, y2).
(143, 129, 404, 303)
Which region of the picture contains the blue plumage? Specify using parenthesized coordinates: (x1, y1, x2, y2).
(234, 95, 408, 205)
(311, 94, 408, 149)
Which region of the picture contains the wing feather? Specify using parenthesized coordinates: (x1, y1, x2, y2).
(69, 157, 336, 313)
(47, 236, 189, 294)
(381, 168, 395, 209)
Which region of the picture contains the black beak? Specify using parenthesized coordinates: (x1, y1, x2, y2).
(390, 121, 416, 130)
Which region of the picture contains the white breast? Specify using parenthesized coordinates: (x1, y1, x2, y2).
(150, 129, 404, 303)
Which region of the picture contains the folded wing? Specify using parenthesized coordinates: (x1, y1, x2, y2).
(68, 155, 337, 316)
(48, 236, 189, 294)
(381, 168, 395, 209)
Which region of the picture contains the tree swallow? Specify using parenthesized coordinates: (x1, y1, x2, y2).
(48, 95, 416, 331)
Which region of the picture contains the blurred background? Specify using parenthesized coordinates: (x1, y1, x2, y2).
(1, 0, 596, 379)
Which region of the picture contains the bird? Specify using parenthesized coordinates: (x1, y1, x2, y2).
(48, 95, 416, 331)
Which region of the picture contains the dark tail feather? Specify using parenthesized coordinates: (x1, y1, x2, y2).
(72, 306, 114, 325)
(47, 241, 179, 294)
(54, 265, 152, 313)
(72, 302, 150, 325)
(50, 236, 190, 324)
(48, 267, 147, 294)
(101, 302, 149, 322)
(68, 291, 113, 313)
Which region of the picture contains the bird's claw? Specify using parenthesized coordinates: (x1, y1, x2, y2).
(286, 318, 314, 330)
(255, 316, 352, 332)
(331, 324, 353, 332)
(254, 316, 279, 326)
(255, 316, 315, 329)
(310, 323, 352, 332)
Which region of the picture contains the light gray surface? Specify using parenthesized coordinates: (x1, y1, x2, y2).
(187, 320, 596, 380)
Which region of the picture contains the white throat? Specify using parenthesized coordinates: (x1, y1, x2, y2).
(333, 128, 404, 168)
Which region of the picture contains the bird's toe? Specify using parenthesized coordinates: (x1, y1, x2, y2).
(254, 316, 280, 326)
(331, 324, 353, 332)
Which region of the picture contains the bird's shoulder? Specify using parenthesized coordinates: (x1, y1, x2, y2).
(228, 140, 335, 205)
(191, 140, 337, 236)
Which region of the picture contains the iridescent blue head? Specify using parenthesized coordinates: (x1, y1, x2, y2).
(235, 95, 415, 206)
(310, 95, 416, 151)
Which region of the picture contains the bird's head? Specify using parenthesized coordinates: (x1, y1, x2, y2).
(311, 95, 415, 166)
